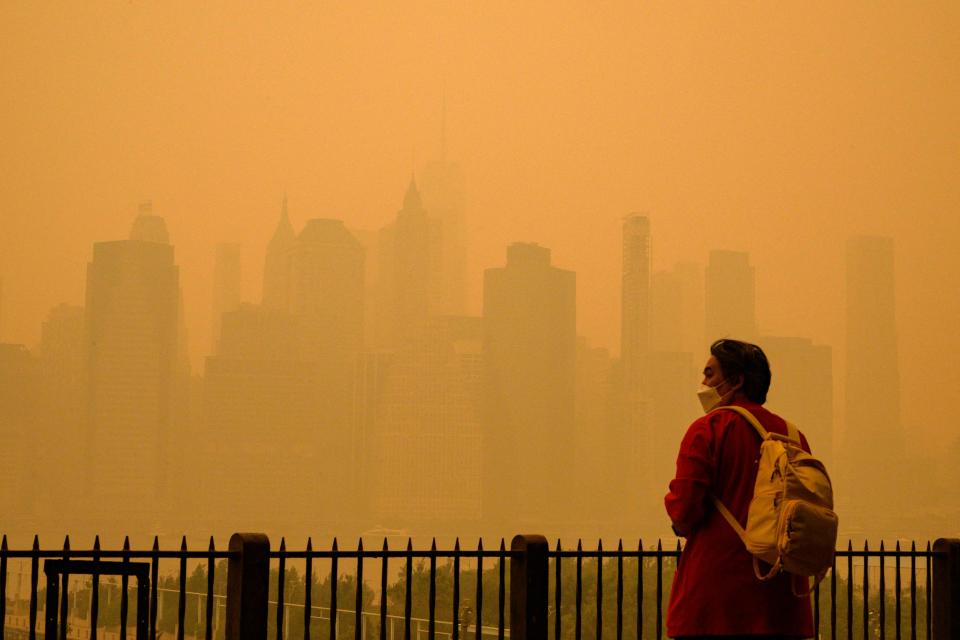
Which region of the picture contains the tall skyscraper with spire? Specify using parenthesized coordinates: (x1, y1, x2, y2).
(262, 195, 295, 311)
(84, 203, 184, 530)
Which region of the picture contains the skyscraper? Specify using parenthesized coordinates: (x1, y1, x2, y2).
(377, 178, 443, 348)
(614, 215, 653, 529)
(705, 250, 757, 343)
(84, 203, 183, 529)
(203, 304, 321, 533)
(292, 218, 365, 360)
(621, 214, 651, 390)
(39, 303, 86, 520)
(366, 316, 483, 528)
(211, 243, 242, 353)
(262, 195, 295, 311)
(289, 217, 366, 523)
(0, 343, 41, 530)
(844, 235, 902, 521)
(483, 243, 575, 532)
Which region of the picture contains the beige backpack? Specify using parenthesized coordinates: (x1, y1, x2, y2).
(710, 405, 839, 596)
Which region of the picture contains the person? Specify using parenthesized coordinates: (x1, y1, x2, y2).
(664, 339, 814, 639)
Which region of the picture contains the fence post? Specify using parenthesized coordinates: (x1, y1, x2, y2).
(511, 534, 548, 640)
(932, 538, 960, 640)
(225, 532, 270, 640)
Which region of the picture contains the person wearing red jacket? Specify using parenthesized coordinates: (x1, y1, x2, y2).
(664, 339, 814, 639)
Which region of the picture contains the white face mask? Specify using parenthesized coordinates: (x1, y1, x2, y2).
(697, 379, 728, 413)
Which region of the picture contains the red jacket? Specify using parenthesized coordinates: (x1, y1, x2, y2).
(664, 399, 814, 638)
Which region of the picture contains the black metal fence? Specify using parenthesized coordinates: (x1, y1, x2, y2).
(1, 534, 958, 640)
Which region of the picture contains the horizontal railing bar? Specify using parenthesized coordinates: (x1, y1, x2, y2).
(1, 550, 236, 559)
(834, 550, 942, 558)
(559, 550, 680, 558)
(0, 545, 941, 558)
(270, 550, 521, 559)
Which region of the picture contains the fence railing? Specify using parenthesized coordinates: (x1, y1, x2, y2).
(1, 534, 958, 640)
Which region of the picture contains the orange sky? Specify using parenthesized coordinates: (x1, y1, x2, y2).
(1, 2, 958, 450)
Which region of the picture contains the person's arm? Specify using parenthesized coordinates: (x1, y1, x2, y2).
(664, 417, 716, 537)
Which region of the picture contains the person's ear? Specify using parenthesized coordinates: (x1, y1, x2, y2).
(730, 374, 745, 394)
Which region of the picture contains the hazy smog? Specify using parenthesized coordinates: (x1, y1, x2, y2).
(1, 3, 959, 550)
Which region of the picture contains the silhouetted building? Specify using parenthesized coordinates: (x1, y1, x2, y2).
(349, 227, 381, 350)
(292, 218, 365, 360)
(621, 214, 651, 390)
(366, 316, 483, 528)
(38, 303, 86, 520)
(83, 204, 183, 529)
(483, 243, 575, 532)
(262, 195, 295, 311)
(705, 250, 756, 342)
(203, 304, 321, 533)
(211, 243, 242, 352)
(0, 343, 41, 530)
(614, 215, 653, 530)
(844, 235, 903, 521)
(761, 336, 834, 469)
(377, 178, 443, 348)
(291, 217, 365, 520)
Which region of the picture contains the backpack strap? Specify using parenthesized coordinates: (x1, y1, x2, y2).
(711, 496, 748, 541)
(709, 405, 766, 546)
(786, 421, 801, 445)
(710, 405, 769, 440)
(713, 405, 802, 445)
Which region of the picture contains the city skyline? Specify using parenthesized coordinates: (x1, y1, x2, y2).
(0, 174, 953, 539)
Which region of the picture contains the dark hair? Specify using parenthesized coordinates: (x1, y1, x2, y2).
(710, 339, 771, 404)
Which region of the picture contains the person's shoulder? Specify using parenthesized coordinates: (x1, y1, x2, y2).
(685, 407, 738, 436)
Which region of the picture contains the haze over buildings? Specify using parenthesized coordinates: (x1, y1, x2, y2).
(1, 3, 959, 541)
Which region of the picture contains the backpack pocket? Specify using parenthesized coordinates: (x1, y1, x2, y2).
(778, 499, 839, 576)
